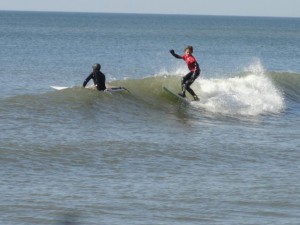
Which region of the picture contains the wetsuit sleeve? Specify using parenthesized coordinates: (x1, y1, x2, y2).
(195, 61, 200, 72)
(170, 50, 182, 59)
(83, 73, 93, 87)
(191, 61, 201, 80)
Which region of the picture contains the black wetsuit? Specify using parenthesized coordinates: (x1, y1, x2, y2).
(181, 67, 200, 97)
(83, 70, 106, 91)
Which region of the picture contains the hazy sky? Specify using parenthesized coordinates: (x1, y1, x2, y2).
(0, 0, 299, 17)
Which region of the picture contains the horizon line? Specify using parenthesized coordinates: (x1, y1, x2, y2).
(1, 9, 299, 19)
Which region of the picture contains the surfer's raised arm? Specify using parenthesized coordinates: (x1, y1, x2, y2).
(169, 49, 182, 59)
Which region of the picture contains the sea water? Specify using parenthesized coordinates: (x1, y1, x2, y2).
(0, 11, 300, 225)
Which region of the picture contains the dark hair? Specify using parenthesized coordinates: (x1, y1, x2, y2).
(184, 45, 193, 53)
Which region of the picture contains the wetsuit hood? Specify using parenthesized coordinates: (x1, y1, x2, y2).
(92, 63, 101, 71)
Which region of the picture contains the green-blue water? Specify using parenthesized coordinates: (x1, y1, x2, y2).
(0, 11, 300, 225)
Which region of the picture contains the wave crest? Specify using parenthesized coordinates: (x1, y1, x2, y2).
(195, 74, 284, 116)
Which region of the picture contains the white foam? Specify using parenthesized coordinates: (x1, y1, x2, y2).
(193, 62, 285, 116)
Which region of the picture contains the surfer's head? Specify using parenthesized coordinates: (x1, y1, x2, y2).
(184, 46, 193, 55)
(92, 63, 101, 71)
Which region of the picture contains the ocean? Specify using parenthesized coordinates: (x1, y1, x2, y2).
(0, 11, 300, 225)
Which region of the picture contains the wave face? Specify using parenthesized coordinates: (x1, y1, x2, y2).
(108, 64, 287, 117)
(267, 71, 300, 103)
(2, 69, 292, 120)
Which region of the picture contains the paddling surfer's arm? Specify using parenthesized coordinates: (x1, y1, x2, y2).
(169, 49, 182, 59)
(83, 73, 94, 87)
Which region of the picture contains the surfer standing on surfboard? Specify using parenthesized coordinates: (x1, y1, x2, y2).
(83, 63, 106, 91)
(170, 46, 200, 101)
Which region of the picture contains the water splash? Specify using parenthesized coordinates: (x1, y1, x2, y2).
(193, 61, 285, 116)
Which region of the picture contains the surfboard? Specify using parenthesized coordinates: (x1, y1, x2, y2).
(50, 86, 69, 90)
(105, 86, 130, 93)
(50, 86, 129, 93)
(163, 86, 191, 103)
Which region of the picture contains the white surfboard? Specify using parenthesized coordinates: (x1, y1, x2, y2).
(163, 86, 191, 103)
(50, 86, 69, 90)
(50, 85, 129, 93)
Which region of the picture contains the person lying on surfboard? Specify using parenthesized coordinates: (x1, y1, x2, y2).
(170, 46, 201, 101)
(83, 63, 106, 91)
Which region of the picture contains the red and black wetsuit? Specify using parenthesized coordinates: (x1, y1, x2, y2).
(182, 54, 199, 72)
(170, 51, 201, 97)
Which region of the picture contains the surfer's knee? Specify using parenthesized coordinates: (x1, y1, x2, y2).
(181, 77, 185, 85)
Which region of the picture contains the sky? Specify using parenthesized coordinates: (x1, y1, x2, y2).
(0, 0, 299, 18)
